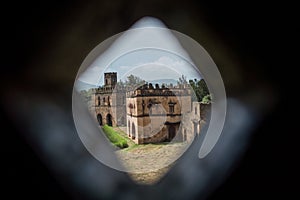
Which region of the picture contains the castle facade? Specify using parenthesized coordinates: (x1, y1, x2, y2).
(91, 72, 209, 144)
(94, 72, 126, 127)
(126, 84, 191, 144)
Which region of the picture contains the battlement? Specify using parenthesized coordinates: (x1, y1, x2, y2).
(104, 72, 116, 76)
(126, 83, 191, 97)
(104, 72, 117, 87)
(94, 85, 126, 94)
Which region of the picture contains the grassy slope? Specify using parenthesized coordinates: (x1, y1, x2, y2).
(102, 125, 128, 148)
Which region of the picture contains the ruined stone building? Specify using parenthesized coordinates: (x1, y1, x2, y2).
(126, 83, 192, 144)
(93, 72, 126, 127)
(180, 102, 211, 142)
(90, 72, 210, 145)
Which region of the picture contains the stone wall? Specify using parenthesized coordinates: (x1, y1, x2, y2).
(126, 87, 191, 144)
(94, 87, 126, 127)
(88, 76, 211, 145)
(180, 102, 211, 143)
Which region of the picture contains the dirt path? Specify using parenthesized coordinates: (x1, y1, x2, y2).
(112, 127, 191, 184)
(116, 142, 190, 184)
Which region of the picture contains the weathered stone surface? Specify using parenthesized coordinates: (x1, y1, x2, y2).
(90, 72, 211, 145)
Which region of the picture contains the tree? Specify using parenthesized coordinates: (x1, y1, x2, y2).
(177, 75, 188, 84)
(116, 79, 125, 89)
(189, 78, 209, 102)
(125, 74, 146, 88)
(201, 94, 212, 104)
(80, 89, 93, 101)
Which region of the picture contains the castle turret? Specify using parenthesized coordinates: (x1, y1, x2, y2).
(94, 72, 126, 127)
(104, 72, 117, 88)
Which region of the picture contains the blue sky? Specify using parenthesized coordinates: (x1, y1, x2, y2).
(102, 48, 202, 85)
(76, 17, 203, 90)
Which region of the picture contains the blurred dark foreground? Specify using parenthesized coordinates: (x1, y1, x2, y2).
(0, 0, 297, 199)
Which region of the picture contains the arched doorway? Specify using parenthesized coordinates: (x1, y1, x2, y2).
(168, 126, 176, 141)
(106, 114, 112, 126)
(132, 122, 136, 139)
(183, 129, 187, 141)
(128, 120, 131, 137)
(97, 114, 102, 126)
(193, 121, 198, 137)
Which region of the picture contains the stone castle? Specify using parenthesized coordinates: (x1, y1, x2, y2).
(90, 72, 210, 144)
(126, 83, 191, 143)
(93, 72, 126, 127)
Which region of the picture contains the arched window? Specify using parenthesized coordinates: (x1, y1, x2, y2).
(169, 104, 174, 113)
(106, 114, 112, 126)
(132, 123, 136, 139)
(97, 96, 101, 106)
(168, 102, 175, 114)
(97, 114, 102, 126)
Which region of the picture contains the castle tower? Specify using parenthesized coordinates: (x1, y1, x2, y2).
(104, 72, 117, 87)
(94, 72, 126, 127)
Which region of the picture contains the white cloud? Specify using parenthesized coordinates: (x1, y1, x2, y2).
(115, 56, 201, 82)
(76, 18, 200, 86)
(136, 56, 200, 80)
(122, 63, 180, 81)
(118, 65, 131, 70)
(78, 55, 201, 86)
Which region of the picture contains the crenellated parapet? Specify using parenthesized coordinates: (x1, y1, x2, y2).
(126, 83, 191, 98)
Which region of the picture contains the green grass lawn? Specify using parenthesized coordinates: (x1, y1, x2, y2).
(102, 125, 129, 149)
(102, 125, 182, 151)
(112, 127, 136, 146)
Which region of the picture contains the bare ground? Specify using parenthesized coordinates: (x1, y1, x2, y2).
(113, 127, 191, 184)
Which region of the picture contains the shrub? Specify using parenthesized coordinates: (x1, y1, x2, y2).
(201, 94, 212, 104)
(102, 125, 128, 149)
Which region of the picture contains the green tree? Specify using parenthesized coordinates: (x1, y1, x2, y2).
(125, 74, 146, 88)
(189, 79, 209, 102)
(201, 94, 212, 104)
(80, 88, 93, 103)
(177, 75, 188, 86)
